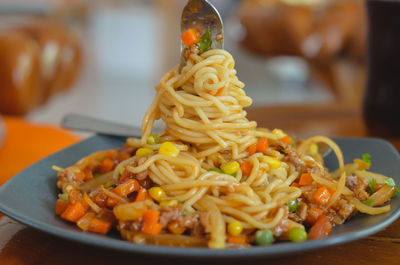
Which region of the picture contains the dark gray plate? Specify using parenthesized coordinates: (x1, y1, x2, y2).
(0, 136, 399, 258)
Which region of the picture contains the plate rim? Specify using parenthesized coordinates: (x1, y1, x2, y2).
(0, 136, 400, 258)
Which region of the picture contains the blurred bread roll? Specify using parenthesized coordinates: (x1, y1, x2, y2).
(239, 0, 366, 61)
(19, 20, 83, 101)
(240, 1, 313, 56)
(0, 30, 42, 115)
(0, 18, 82, 115)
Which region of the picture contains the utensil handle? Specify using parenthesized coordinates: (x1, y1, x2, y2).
(61, 113, 142, 137)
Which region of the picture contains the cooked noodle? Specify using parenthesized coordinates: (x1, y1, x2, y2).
(55, 49, 396, 248)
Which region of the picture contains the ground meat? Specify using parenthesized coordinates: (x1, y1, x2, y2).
(118, 220, 141, 232)
(346, 175, 369, 200)
(199, 212, 212, 233)
(280, 142, 305, 171)
(327, 197, 356, 225)
(159, 206, 184, 227)
(273, 207, 289, 237)
(90, 189, 107, 207)
(178, 213, 200, 230)
(273, 219, 289, 237)
(306, 166, 321, 175)
(289, 201, 308, 223)
(301, 185, 318, 203)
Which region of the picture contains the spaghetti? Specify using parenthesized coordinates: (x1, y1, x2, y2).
(54, 48, 398, 248)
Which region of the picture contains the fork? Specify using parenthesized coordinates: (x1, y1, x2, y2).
(180, 0, 224, 70)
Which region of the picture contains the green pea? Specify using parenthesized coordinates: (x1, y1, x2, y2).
(254, 229, 275, 246)
(104, 180, 116, 189)
(286, 199, 298, 213)
(288, 227, 307, 242)
(209, 168, 223, 174)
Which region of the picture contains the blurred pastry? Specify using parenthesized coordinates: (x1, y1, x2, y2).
(239, 0, 366, 61)
(0, 17, 83, 115)
(0, 30, 42, 115)
(19, 20, 83, 101)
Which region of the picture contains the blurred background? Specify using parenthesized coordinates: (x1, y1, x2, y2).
(0, 0, 366, 128)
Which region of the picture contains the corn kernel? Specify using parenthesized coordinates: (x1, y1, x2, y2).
(136, 148, 153, 158)
(260, 156, 282, 169)
(159, 142, 180, 157)
(147, 133, 159, 145)
(228, 221, 243, 236)
(272, 129, 287, 138)
(221, 161, 240, 175)
(160, 200, 178, 207)
(308, 143, 319, 156)
(149, 187, 166, 202)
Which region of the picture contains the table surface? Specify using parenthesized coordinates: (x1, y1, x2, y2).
(1, 104, 400, 265)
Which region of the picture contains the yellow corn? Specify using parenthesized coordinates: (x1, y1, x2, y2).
(260, 156, 282, 169)
(272, 129, 287, 138)
(221, 161, 240, 175)
(308, 143, 319, 156)
(159, 142, 180, 157)
(147, 133, 159, 145)
(227, 221, 243, 236)
(136, 147, 153, 158)
(149, 187, 166, 202)
(160, 199, 178, 207)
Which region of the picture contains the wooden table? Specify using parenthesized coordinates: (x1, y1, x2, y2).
(1, 104, 400, 265)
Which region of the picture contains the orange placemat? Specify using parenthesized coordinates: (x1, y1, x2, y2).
(0, 117, 81, 186)
(0, 117, 81, 218)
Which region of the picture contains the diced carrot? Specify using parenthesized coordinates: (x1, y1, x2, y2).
(308, 214, 332, 240)
(113, 179, 139, 197)
(84, 169, 93, 181)
(143, 209, 160, 224)
(305, 207, 324, 225)
(88, 218, 111, 234)
(240, 161, 253, 176)
(227, 235, 247, 245)
(256, 137, 269, 153)
(141, 209, 163, 234)
(215, 86, 225, 96)
(313, 187, 331, 206)
(117, 152, 131, 162)
(75, 171, 86, 181)
(299, 173, 313, 186)
(142, 222, 163, 235)
(374, 183, 383, 191)
(106, 197, 118, 207)
(291, 182, 300, 187)
(135, 188, 148, 202)
(247, 144, 257, 155)
(279, 136, 292, 146)
(61, 202, 87, 222)
(167, 220, 186, 235)
(98, 157, 115, 173)
(107, 150, 118, 158)
(68, 189, 80, 204)
(56, 199, 69, 215)
(76, 212, 95, 231)
(81, 198, 90, 211)
(181, 28, 200, 47)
